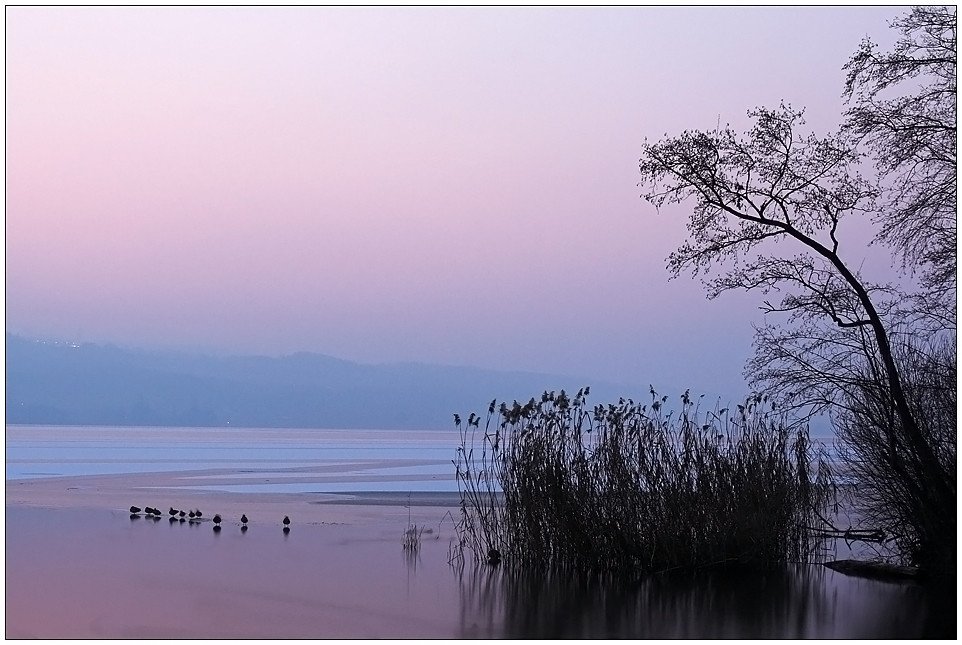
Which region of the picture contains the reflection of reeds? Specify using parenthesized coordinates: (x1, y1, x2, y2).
(454, 387, 835, 573)
(454, 560, 937, 639)
(403, 524, 424, 551)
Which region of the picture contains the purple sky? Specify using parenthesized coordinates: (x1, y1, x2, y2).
(6, 6, 902, 401)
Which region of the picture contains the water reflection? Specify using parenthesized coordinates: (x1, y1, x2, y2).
(457, 562, 954, 638)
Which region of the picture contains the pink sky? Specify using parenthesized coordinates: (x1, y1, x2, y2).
(6, 6, 901, 398)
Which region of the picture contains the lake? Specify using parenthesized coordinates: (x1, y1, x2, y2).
(5, 424, 954, 638)
(6, 424, 460, 493)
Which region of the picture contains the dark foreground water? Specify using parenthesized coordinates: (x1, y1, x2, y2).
(6, 506, 954, 639)
(458, 561, 956, 639)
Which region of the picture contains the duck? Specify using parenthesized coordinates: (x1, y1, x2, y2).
(129, 506, 142, 514)
(240, 514, 248, 525)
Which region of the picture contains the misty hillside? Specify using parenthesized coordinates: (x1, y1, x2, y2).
(5, 334, 639, 429)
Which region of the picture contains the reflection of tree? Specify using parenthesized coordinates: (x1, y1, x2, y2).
(456, 563, 948, 638)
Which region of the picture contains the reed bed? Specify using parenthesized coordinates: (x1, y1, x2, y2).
(453, 387, 835, 573)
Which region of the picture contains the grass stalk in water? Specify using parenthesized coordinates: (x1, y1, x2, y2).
(454, 387, 835, 573)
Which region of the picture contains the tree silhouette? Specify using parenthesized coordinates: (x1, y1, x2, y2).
(638, 7, 955, 578)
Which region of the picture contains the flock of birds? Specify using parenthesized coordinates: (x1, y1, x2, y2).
(128, 506, 291, 533)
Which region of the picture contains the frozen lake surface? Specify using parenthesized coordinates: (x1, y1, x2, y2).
(6, 425, 460, 493)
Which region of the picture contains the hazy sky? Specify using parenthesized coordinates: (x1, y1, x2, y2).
(6, 6, 903, 402)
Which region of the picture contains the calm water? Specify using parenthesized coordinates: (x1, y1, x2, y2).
(6, 505, 954, 639)
(5, 424, 953, 638)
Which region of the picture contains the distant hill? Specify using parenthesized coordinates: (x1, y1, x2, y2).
(4, 334, 640, 429)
